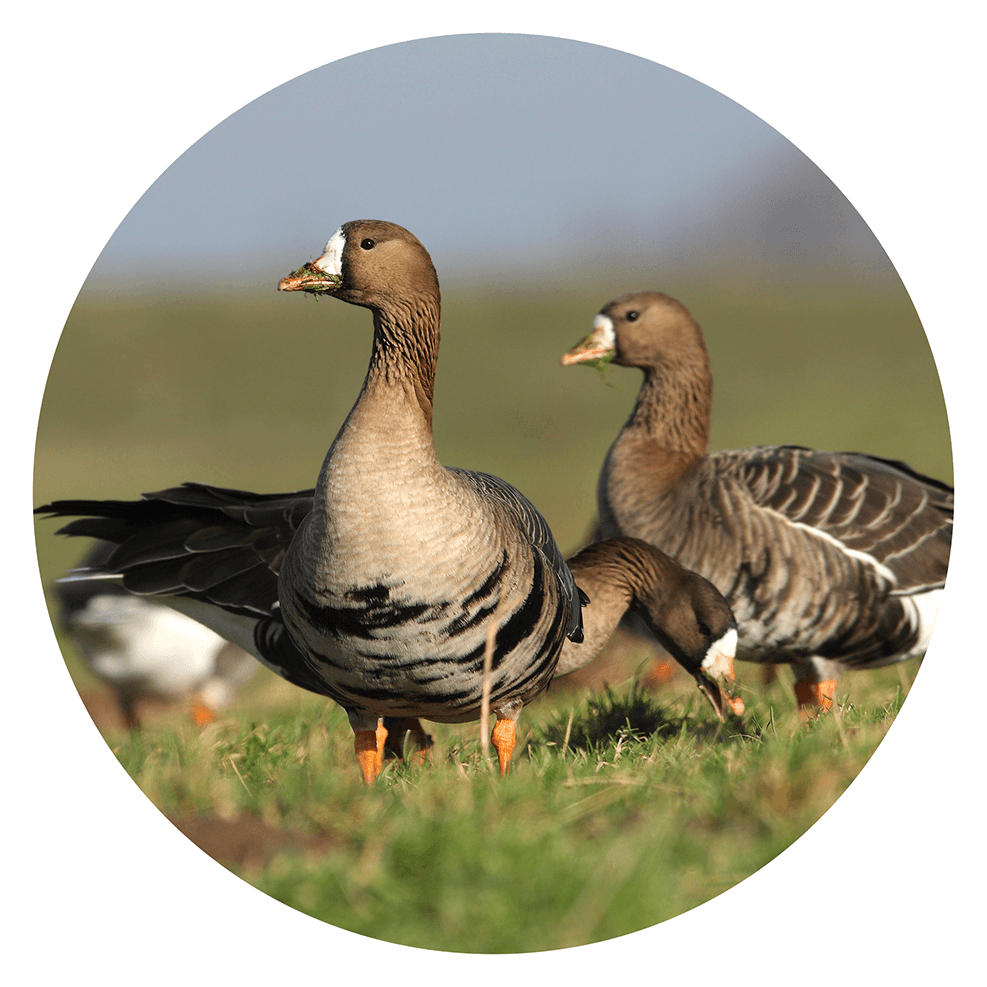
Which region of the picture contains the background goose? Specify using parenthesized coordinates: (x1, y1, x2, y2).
(54, 541, 257, 729)
(38, 220, 587, 784)
(563, 291, 953, 711)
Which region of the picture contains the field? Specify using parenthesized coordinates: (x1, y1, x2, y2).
(32, 274, 950, 952)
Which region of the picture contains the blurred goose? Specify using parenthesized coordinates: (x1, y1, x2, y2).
(563, 291, 952, 711)
(54, 541, 257, 729)
(38, 220, 588, 784)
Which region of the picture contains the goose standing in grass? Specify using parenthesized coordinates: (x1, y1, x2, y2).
(42, 492, 743, 746)
(54, 541, 257, 730)
(36, 225, 746, 783)
(563, 291, 952, 712)
(40, 221, 583, 783)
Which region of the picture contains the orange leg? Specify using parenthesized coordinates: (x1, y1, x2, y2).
(191, 703, 217, 727)
(795, 679, 838, 717)
(491, 717, 517, 776)
(353, 720, 389, 784)
(643, 658, 677, 688)
(383, 716, 434, 765)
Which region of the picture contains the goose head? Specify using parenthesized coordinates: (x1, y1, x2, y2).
(561, 291, 707, 371)
(278, 219, 440, 312)
(567, 537, 743, 720)
(643, 576, 744, 719)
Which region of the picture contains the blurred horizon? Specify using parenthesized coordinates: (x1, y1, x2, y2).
(80, 34, 903, 299)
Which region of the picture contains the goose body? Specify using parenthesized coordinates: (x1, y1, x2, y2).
(41, 486, 742, 733)
(39, 221, 583, 781)
(564, 291, 952, 709)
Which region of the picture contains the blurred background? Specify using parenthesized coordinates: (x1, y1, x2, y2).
(33, 32, 950, 712)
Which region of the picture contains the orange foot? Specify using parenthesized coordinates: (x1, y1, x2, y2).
(191, 703, 217, 727)
(354, 720, 389, 784)
(383, 717, 434, 765)
(795, 679, 838, 718)
(491, 717, 517, 776)
(643, 658, 677, 688)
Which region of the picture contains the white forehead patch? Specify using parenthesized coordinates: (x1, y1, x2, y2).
(702, 627, 738, 672)
(592, 313, 616, 348)
(313, 227, 346, 276)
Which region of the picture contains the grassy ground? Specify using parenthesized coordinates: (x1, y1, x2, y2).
(58, 632, 917, 953)
(32, 276, 949, 952)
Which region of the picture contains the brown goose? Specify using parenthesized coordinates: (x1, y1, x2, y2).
(563, 291, 952, 711)
(38, 220, 588, 784)
(555, 537, 742, 717)
(42, 489, 741, 736)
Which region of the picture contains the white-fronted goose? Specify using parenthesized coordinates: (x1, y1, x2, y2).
(555, 537, 742, 718)
(41, 488, 742, 745)
(563, 291, 952, 711)
(39, 220, 588, 784)
(53, 541, 257, 729)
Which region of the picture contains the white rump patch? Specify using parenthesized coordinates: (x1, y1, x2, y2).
(905, 588, 942, 656)
(313, 227, 346, 276)
(150, 595, 268, 667)
(71, 596, 227, 694)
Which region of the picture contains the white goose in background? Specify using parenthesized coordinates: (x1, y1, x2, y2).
(53, 541, 257, 729)
(563, 290, 952, 712)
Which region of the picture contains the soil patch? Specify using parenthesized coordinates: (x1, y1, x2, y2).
(168, 814, 342, 871)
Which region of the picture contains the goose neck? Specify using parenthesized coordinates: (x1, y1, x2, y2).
(627, 364, 711, 460)
(363, 299, 441, 423)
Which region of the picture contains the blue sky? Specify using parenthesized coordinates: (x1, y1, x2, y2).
(91, 34, 889, 290)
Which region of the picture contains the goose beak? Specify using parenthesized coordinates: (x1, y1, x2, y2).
(695, 628, 745, 720)
(278, 262, 342, 293)
(695, 671, 745, 721)
(561, 317, 617, 366)
(561, 331, 613, 366)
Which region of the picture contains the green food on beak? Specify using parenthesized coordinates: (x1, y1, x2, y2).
(278, 265, 343, 295)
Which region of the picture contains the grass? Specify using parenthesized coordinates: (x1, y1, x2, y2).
(68, 654, 915, 953)
(32, 273, 948, 952)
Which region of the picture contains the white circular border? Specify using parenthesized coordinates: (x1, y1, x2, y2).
(0, 2, 987, 985)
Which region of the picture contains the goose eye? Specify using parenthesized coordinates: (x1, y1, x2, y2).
(625, 310, 639, 322)
(360, 238, 376, 250)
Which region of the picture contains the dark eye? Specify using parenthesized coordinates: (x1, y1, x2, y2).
(360, 238, 376, 250)
(625, 310, 639, 322)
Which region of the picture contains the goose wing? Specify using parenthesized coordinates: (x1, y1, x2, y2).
(717, 445, 952, 592)
(38, 482, 314, 614)
(35, 484, 332, 695)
